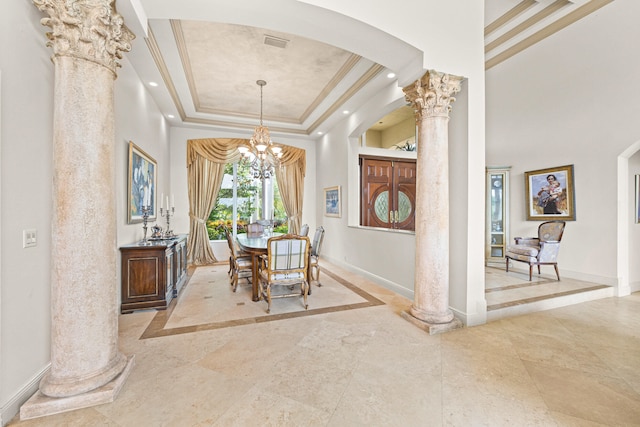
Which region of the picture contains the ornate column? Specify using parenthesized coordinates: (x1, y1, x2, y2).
(401, 70, 464, 334)
(21, 0, 135, 419)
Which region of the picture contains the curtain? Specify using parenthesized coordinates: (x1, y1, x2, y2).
(186, 139, 243, 264)
(186, 138, 306, 263)
(275, 147, 306, 234)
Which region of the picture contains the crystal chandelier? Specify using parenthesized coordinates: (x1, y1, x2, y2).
(238, 80, 282, 179)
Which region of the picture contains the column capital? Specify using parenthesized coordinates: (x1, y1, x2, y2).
(33, 0, 135, 74)
(403, 70, 463, 120)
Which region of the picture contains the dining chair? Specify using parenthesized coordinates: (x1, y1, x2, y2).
(247, 222, 264, 237)
(299, 223, 309, 237)
(224, 226, 253, 292)
(309, 226, 325, 286)
(258, 234, 311, 313)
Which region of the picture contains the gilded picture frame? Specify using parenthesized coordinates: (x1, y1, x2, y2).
(525, 164, 575, 221)
(127, 141, 157, 224)
(324, 185, 341, 217)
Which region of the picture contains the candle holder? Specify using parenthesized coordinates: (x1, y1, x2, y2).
(141, 205, 151, 244)
(160, 206, 175, 238)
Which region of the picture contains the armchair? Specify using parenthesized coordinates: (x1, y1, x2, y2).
(505, 220, 566, 281)
(258, 234, 311, 313)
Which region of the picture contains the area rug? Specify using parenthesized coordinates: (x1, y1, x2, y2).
(141, 264, 384, 339)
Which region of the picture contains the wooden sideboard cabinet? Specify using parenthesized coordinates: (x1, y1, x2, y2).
(120, 235, 188, 314)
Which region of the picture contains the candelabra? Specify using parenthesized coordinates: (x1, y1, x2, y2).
(160, 206, 175, 238)
(141, 205, 151, 244)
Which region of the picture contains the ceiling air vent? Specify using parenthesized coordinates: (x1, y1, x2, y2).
(264, 34, 289, 49)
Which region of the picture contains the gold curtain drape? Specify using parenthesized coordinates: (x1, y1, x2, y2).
(275, 148, 306, 234)
(186, 138, 244, 264)
(186, 138, 306, 264)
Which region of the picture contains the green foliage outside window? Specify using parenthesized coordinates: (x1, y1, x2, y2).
(206, 161, 288, 239)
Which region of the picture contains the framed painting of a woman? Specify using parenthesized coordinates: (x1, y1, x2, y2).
(525, 164, 575, 221)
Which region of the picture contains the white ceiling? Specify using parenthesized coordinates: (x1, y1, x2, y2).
(120, 0, 612, 137)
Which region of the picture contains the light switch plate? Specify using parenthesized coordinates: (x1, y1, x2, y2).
(23, 229, 37, 248)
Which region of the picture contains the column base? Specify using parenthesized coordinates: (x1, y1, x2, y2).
(401, 310, 463, 335)
(19, 355, 135, 421)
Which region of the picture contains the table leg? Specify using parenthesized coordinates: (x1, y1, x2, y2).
(251, 253, 260, 301)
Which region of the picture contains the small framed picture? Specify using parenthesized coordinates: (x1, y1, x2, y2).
(524, 164, 575, 221)
(127, 141, 157, 224)
(324, 186, 341, 217)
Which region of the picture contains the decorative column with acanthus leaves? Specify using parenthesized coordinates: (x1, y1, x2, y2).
(21, 0, 136, 420)
(401, 70, 464, 335)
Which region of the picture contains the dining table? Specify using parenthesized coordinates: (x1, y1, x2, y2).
(236, 232, 283, 301)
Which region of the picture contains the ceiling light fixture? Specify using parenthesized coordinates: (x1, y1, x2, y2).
(238, 80, 282, 179)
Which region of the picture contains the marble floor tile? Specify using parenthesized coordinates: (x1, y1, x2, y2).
(8, 261, 640, 426)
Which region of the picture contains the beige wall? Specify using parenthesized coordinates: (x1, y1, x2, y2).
(486, 0, 640, 292)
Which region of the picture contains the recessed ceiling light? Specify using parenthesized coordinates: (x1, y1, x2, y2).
(387, 72, 396, 79)
(342, 110, 349, 115)
(149, 81, 158, 87)
(167, 114, 175, 119)
(317, 131, 323, 135)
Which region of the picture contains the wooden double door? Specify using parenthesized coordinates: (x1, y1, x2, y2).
(360, 156, 416, 231)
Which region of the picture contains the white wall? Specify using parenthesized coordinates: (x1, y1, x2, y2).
(629, 151, 640, 291)
(1, 2, 55, 422)
(486, 0, 640, 287)
(0, 2, 171, 423)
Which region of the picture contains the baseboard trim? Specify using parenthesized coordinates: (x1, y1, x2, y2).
(1, 363, 49, 426)
(324, 256, 414, 300)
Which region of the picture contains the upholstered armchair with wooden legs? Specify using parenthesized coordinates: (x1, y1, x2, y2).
(505, 220, 566, 281)
(258, 234, 311, 313)
(309, 226, 325, 286)
(224, 227, 252, 292)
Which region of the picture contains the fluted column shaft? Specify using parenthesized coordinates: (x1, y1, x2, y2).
(22, 0, 135, 418)
(402, 70, 462, 331)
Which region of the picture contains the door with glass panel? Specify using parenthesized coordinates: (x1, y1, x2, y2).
(360, 156, 416, 231)
(486, 166, 510, 266)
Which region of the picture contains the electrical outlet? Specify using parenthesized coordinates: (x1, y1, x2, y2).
(23, 229, 37, 248)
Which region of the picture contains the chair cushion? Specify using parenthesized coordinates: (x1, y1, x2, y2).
(506, 245, 539, 257)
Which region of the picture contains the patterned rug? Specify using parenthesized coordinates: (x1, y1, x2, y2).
(140, 263, 384, 339)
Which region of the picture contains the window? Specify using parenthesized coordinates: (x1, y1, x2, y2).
(207, 162, 287, 240)
(359, 155, 416, 231)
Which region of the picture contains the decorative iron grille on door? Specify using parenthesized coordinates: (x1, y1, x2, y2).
(360, 156, 416, 231)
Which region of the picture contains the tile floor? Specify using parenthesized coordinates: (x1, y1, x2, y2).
(9, 261, 640, 426)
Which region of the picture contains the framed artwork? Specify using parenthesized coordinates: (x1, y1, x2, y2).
(525, 164, 575, 221)
(127, 141, 157, 224)
(636, 175, 640, 224)
(324, 185, 341, 217)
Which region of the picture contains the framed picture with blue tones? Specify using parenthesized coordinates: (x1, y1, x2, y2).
(525, 164, 575, 221)
(127, 141, 157, 224)
(324, 185, 341, 217)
